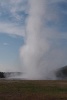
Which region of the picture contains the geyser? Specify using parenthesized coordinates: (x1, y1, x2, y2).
(20, 0, 67, 79)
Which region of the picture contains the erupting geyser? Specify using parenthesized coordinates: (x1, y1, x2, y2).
(20, 0, 67, 79)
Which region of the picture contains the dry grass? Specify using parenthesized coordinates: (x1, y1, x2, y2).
(0, 80, 67, 100)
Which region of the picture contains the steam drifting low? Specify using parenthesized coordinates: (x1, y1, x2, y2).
(20, 0, 67, 79)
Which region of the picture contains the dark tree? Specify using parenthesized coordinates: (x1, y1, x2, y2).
(0, 72, 5, 78)
(56, 65, 67, 79)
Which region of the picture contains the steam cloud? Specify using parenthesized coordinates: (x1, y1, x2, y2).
(20, 0, 67, 79)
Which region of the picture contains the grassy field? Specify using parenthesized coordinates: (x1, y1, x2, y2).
(0, 80, 67, 100)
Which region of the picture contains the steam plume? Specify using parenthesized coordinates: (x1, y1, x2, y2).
(20, 0, 67, 79)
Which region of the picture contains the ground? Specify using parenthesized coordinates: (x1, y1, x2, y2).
(0, 80, 67, 100)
